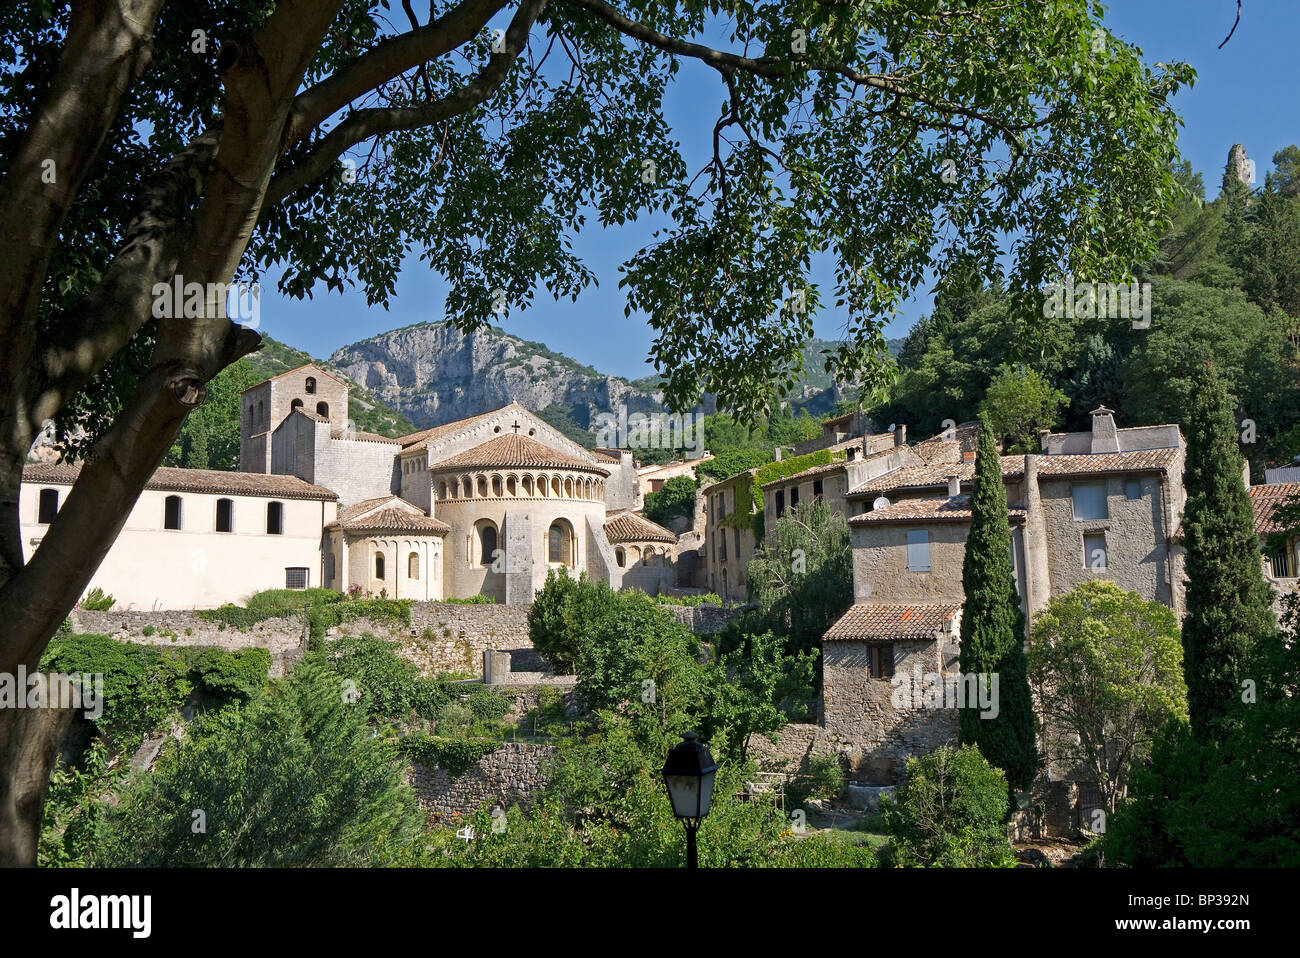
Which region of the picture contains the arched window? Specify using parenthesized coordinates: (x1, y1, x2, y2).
(316, 401, 329, 418)
(551, 476, 562, 497)
(476, 521, 498, 568)
(290, 398, 304, 413)
(537, 474, 548, 497)
(616, 547, 626, 568)
(164, 495, 183, 530)
(37, 488, 59, 524)
(564, 477, 574, 498)
(492, 475, 503, 497)
(266, 501, 283, 535)
(522, 474, 534, 496)
(438, 481, 448, 500)
(326, 551, 336, 582)
(215, 497, 233, 532)
(375, 552, 385, 579)
(476, 476, 488, 497)
(548, 520, 574, 566)
(305, 376, 316, 394)
(408, 551, 420, 579)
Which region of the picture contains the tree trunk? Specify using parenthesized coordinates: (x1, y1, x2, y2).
(0, 674, 78, 867)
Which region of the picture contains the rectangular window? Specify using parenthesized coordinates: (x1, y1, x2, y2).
(869, 645, 894, 679)
(717, 494, 726, 520)
(775, 490, 785, 518)
(266, 501, 284, 535)
(285, 567, 309, 589)
(790, 486, 800, 507)
(1269, 549, 1293, 578)
(215, 498, 233, 533)
(37, 488, 59, 524)
(164, 495, 182, 530)
(720, 532, 727, 562)
(813, 479, 824, 499)
(1124, 478, 1142, 500)
(1084, 533, 1108, 569)
(906, 529, 931, 572)
(1072, 483, 1108, 520)
(733, 528, 740, 557)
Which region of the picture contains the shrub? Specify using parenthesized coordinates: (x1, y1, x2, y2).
(400, 734, 501, 777)
(78, 587, 116, 611)
(321, 634, 448, 720)
(187, 648, 272, 704)
(527, 566, 585, 673)
(881, 745, 1017, 868)
(437, 594, 495, 605)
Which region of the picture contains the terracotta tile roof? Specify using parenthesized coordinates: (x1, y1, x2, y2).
(822, 411, 856, 428)
(849, 495, 1025, 525)
(330, 428, 400, 444)
(593, 447, 626, 463)
(825, 602, 962, 642)
(848, 460, 1009, 497)
(336, 496, 401, 523)
(1249, 482, 1300, 537)
(397, 404, 517, 449)
(427, 433, 610, 475)
(293, 408, 329, 423)
(913, 438, 961, 464)
(23, 463, 338, 500)
(604, 510, 677, 543)
(327, 507, 449, 535)
(1032, 448, 1180, 476)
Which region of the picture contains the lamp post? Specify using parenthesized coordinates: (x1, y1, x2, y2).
(661, 730, 718, 869)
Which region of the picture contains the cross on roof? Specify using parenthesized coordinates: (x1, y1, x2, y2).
(512, 420, 521, 434)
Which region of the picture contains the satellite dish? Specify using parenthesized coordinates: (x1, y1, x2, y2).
(888, 423, 896, 432)
(873, 496, 891, 511)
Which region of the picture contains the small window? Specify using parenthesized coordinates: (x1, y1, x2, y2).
(616, 547, 626, 568)
(37, 488, 59, 524)
(291, 398, 304, 412)
(775, 490, 785, 518)
(375, 553, 385, 579)
(408, 552, 419, 579)
(478, 523, 497, 567)
(719, 532, 727, 562)
(1270, 549, 1294, 578)
(266, 501, 283, 535)
(316, 401, 329, 418)
(164, 495, 183, 530)
(733, 528, 740, 558)
(869, 645, 894, 679)
(1084, 533, 1108, 569)
(1072, 483, 1108, 520)
(1124, 478, 1142, 500)
(304, 376, 316, 394)
(906, 529, 930, 572)
(215, 497, 233, 533)
(717, 493, 726, 520)
(790, 486, 800, 507)
(285, 567, 309, 589)
(813, 479, 824, 500)
(325, 552, 335, 582)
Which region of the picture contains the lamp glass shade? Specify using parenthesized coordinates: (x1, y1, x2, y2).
(661, 732, 719, 823)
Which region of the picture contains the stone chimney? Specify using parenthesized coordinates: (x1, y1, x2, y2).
(775, 447, 783, 462)
(1038, 428, 1052, 453)
(1090, 405, 1120, 454)
(946, 474, 961, 497)
(895, 424, 907, 447)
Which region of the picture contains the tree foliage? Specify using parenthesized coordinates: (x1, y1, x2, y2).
(642, 474, 697, 528)
(1028, 581, 1186, 812)
(957, 415, 1037, 791)
(980, 365, 1069, 454)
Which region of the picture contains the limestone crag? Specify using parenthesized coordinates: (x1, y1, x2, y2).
(329, 322, 667, 430)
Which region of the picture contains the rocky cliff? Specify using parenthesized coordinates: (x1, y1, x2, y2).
(329, 322, 668, 430)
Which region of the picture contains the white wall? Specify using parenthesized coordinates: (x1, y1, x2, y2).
(21, 483, 335, 610)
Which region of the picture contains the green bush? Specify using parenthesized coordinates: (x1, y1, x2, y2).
(437, 594, 495, 605)
(527, 566, 585, 673)
(881, 745, 1017, 868)
(401, 734, 501, 777)
(78, 587, 116, 611)
(789, 754, 845, 806)
(321, 634, 448, 720)
(186, 648, 272, 703)
(39, 632, 191, 750)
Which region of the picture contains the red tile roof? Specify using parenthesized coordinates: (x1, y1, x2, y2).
(327, 507, 449, 535)
(1249, 482, 1300, 537)
(849, 495, 1025, 525)
(240, 362, 348, 393)
(23, 463, 338, 500)
(397, 404, 519, 449)
(427, 433, 609, 475)
(825, 602, 962, 642)
(604, 510, 677, 544)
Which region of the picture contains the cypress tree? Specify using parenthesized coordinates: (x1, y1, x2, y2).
(958, 414, 1038, 791)
(1181, 363, 1277, 742)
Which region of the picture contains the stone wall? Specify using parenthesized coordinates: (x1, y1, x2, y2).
(69, 608, 306, 654)
(746, 723, 831, 775)
(662, 604, 742, 633)
(408, 742, 558, 821)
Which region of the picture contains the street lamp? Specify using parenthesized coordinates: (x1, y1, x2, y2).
(661, 730, 718, 869)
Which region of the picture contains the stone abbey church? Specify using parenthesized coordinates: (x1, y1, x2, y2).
(20, 364, 676, 610)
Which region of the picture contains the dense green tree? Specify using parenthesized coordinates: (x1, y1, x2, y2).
(746, 499, 852, 655)
(958, 416, 1038, 792)
(695, 447, 771, 484)
(1028, 581, 1186, 812)
(980, 366, 1069, 454)
(1180, 364, 1278, 742)
(94, 661, 425, 866)
(642, 474, 697, 528)
(881, 745, 1017, 868)
(526, 566, 586, 674)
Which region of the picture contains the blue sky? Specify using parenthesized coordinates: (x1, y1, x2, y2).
(255, 0, 1300, 380)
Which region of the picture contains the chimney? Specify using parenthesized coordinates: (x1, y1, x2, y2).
(1090, 406, 1120, 454)
(895, 424, 907, 447)
(946, 474, 961, 497)
(962, 450, 976, 463)
(1037, 428, 1052, 453)
(775, 447, 783, 462)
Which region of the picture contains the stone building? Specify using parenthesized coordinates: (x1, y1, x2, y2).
(1249, 478, 1300, 616)
(699, 468, 761, 602)
(20, 362, 674, 609)
(821, 407, 1188, 782)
